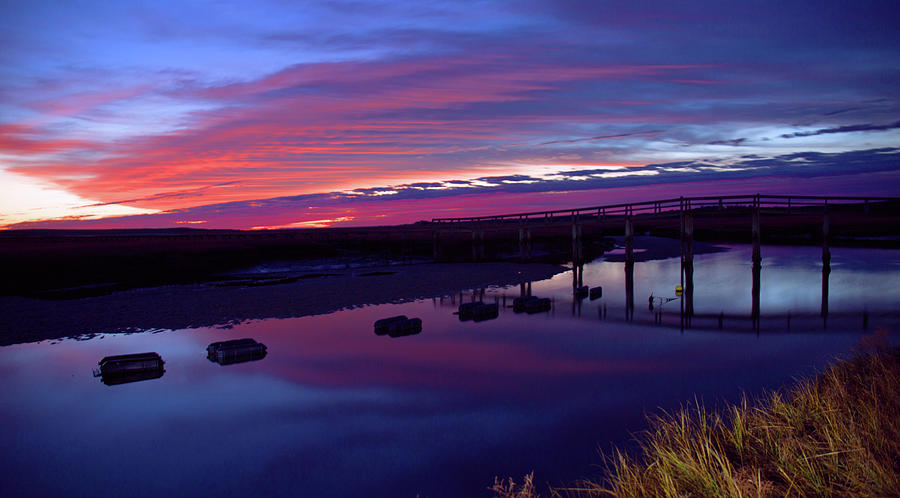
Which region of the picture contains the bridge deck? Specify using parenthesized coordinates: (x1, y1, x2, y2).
(431, 194, 898, 225)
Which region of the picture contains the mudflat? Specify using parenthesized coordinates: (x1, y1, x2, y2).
(0, 262, 566, 346)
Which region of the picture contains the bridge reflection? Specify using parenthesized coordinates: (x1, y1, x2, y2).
(430, 194, 890, 333)
(432, 250, 883, 334)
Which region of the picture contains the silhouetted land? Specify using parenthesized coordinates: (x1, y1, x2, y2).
(0, 262, 567, 345)
(1, 201, 898, 298)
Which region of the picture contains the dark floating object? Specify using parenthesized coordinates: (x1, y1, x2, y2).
(207, 338, 268, 365)
(374, 315, 422, 337)
(457, 302, 481, 318)
(94, 352, 165, 386)
(458, 301, 499, 322)
(512, 296, 532, 313)
(574, 285, 589, 299)
(513, 296, 552, 314)
(472, 303, 499, 322)
(374, 315, 409, 335)
(589, 286, 603, 300)
(388, 318, 423, 337)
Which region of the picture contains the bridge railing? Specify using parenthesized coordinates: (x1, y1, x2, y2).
(431, 194, 898, 225)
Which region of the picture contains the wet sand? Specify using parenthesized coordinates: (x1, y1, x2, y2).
(0, 262, 566, 346)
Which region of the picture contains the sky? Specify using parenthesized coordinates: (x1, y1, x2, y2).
(1, 0, 899, 230)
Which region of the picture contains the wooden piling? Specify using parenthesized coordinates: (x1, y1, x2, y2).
(432, 231, 440, 261)
(519, 227, 526, 262)
(571, 219, 583, 265)
(752, 259, 761, 331)
(471, 230, 485, 261)
(479, 230, 485, 260)
(526, 228, 532, 260)
(625, 258, 634, 321)
(624, 215, 634, 266)
(822, 208, 831, 317)
(822, 208, 831, 267)
(682, 212, 694, 322)
(752, 195, 761, 264)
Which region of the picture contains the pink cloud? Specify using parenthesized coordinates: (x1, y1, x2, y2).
(5, 54, 716, 216)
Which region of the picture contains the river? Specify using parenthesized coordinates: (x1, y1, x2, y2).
(1, 242, 898, 497)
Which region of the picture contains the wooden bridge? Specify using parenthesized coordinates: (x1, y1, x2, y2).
(431, 194, 900, 330)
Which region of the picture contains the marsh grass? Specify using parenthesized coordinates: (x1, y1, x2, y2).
(492, 345, 900, 497)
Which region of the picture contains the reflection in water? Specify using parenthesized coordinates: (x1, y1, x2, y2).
(1, 243, 899, 498)
(512, 295, 552, 314)
(625, 259, 634, 321)
(752, 258, 761, 331)
(574, 285, 588, 299)
(99, 368, 165, 386)
(529, 242, 900, 331)
(458, 302, 499, 322)
(822, 251, 831, 319)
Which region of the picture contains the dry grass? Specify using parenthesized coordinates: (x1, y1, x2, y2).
(492, 340, 900, 498)
(490, 472, 541, 498)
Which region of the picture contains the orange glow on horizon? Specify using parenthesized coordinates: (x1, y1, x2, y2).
(250, 216, 356, 230)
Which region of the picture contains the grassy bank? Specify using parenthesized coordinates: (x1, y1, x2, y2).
(493, 344, 900, 497)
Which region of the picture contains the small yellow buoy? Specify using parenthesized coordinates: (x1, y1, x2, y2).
(675, 285, 683, 296)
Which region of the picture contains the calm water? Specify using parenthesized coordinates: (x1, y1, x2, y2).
(2, 244, 899, 497)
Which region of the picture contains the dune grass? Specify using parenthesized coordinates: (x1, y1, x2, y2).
(493, 343, 900, 497)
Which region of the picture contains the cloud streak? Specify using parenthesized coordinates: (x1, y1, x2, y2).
(8, 148, 899, 230)
(780, 121, 900, 139)
(1, 0, 899, 227)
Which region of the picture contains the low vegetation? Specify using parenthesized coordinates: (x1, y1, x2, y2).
(493, 339, 900, 497)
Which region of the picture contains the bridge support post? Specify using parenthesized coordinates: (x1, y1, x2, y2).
(822, 208, 831, 318)
(625, 258, 634, 321)
(479, 230, 485, 260)
(572, 220, 583, 265)
(751, 196, 761, 264)
(752, 259, 761, 332)
(472, 230, 485, 261)
(624, 215, 634, 266)
(624, 211, 635, 321)
(571, 262, 583, 291)
(682, 212, 694, 323)
(751, 195, 761, 332)
(432, 231, 440, 261)
(527, 229, 532, 260)
(519, 227, 533, 262)
(519, 227, 526, 262)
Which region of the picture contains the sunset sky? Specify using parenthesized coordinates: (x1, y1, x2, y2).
(2, 0, 899, 229)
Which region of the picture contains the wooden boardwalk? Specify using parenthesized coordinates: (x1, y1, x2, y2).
(431, 194, 900, 331)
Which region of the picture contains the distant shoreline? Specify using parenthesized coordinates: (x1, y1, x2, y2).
(0, 262, 567, 346)
(4, 199, 899, 303)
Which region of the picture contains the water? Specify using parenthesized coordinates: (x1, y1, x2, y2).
(1, 244, 899, 497)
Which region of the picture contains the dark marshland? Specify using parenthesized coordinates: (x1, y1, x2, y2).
(2, 197, 899, 497)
